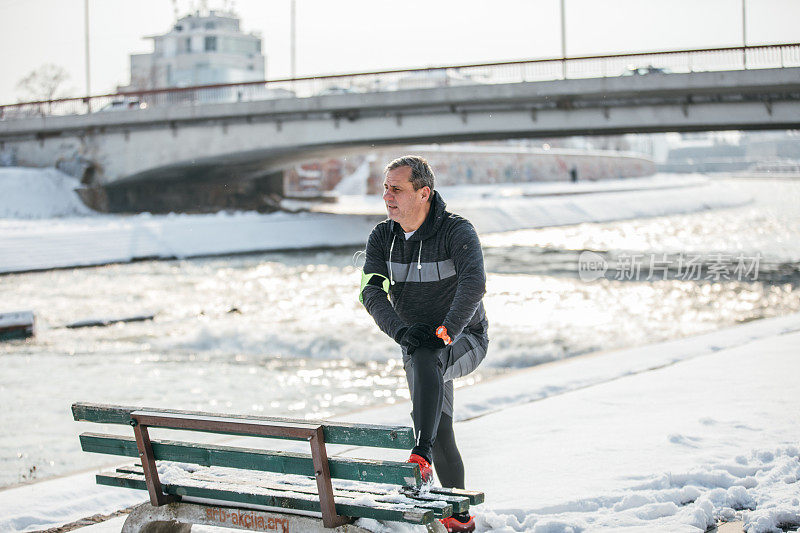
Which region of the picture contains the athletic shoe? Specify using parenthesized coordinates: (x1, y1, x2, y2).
(407, 453, 433, 484)
(440, 515, 476, 532)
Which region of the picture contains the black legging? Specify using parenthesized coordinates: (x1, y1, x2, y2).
(432, 412, 465, 489)
(407, 346, 465, 489)
(408, 346, 444, 463)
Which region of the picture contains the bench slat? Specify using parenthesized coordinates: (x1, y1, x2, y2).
(72, 402, 414, 449)
(81, 433, 421, 487)
(97, 471, 434, 525)
(117, 463, 461, 518)
(428, 487, 485, 506)
(399, 488, 472, 514)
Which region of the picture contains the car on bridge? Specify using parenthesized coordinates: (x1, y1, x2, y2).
(98, 98, 148, 112)
(621, 65, 672, 76)
(316, 85, 364, 96)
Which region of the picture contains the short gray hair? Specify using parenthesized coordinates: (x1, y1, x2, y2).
(384, 155, 435, 192)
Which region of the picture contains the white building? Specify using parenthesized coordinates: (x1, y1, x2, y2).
(126, 10, 265, 90)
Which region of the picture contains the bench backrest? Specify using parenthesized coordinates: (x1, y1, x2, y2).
(73, 402, 415, 448)
(73, 402, 420, 483)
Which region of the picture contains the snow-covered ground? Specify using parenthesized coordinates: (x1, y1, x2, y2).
(2, 313, 798, 532)
(0, 168, 750, 274)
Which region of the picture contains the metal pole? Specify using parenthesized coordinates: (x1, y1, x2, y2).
(742, 0, 747, 69)
(290, 0, 296, 79)
(560, 0, 567, 79)
(84, 0, 91, 113)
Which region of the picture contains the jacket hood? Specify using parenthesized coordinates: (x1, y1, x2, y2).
(391, 190, 447, 242)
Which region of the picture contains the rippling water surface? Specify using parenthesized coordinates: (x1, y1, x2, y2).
(1, 178, 798, 487)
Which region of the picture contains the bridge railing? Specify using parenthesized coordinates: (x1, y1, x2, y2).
(2, 43, 798, 121)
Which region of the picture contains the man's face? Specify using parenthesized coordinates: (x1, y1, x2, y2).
(383, 166, 430, 229)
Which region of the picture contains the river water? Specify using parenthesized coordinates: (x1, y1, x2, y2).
(1, 177, 798, 488)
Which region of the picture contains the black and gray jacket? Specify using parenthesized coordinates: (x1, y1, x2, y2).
(361, 190, 488, 343)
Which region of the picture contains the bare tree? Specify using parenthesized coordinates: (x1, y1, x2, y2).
(16, 63, 70, 103)
(128, 63, 166, 91)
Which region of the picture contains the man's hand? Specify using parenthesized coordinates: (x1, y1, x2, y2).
(396, 324, 449, 354)
(420, 325, 446, 349)
(394, 323, 430, 355)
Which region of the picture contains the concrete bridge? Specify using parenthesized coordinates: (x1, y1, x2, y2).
(1, 44, 798, 211)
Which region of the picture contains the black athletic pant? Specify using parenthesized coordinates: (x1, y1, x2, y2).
(432, 412, 465, 489)
(406, 346, 465, 489)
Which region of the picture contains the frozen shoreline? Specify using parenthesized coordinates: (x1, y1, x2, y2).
(0, 172, 751, 274)
(2, 312, 799, 532)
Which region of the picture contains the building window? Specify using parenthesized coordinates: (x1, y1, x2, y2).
(185, 37, 192, 53)
(205, 22, 215, 29)
(205, 36, 217, 52)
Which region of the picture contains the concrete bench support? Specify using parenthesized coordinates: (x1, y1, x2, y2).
(121, 501, 406, 533)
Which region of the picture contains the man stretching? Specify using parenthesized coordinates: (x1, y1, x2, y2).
(360, 156, 489, 532)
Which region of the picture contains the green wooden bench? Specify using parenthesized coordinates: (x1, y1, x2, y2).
(73, 402, 483, 532)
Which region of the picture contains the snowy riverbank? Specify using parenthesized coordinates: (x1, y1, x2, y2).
(2, 313, 798, 532)
(0, 168, 750, 274)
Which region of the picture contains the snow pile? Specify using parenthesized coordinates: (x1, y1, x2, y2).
(333, 157, 372, 195)
(476, 446, 799, 532)
(741, 446, 800, 532)
(0, 167, 95, 218)
(158, 461, 426, 511)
